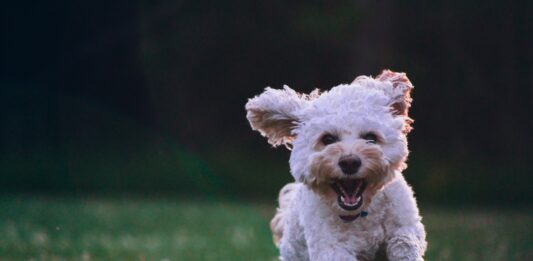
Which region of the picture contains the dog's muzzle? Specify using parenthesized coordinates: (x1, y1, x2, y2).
(330, 178, 367, 212)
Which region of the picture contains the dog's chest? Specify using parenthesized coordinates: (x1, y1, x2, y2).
(300, 188, 390, 259)
(338, 216, 387, 259)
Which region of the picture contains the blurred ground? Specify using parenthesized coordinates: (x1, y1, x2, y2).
(1, 196, 532, 260)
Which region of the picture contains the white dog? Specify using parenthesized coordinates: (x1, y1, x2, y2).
(246, 70, 427, 261)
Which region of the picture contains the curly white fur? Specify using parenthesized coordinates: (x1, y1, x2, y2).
(246, 70, 427, 261)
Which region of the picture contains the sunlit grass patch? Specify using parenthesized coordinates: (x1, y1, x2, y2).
(423, 207, 533, 260)
(0, 197, 532, 260)
(0, 197, 278, 261)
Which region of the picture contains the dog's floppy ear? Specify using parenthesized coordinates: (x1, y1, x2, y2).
(246, 86, 308, 147)
(376, 69, 414, 133)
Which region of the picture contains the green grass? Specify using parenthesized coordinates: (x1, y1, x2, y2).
(0, 196, 532, 260)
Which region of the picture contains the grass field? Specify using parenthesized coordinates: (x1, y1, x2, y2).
(1, 196, 532, 261)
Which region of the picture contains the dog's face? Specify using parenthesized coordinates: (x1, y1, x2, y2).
(246, 70, 414, 220)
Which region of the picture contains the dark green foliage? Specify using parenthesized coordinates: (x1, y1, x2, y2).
(1, 0, 532, 206)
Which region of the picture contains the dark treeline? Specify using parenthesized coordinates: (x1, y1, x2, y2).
(1, 0, 532, 205)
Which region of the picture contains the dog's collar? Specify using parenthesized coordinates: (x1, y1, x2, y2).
(339, 211, 368, 222)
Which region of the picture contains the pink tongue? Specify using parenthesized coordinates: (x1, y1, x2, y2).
(343, 194, 358, 204)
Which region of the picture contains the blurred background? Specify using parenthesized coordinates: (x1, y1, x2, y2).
(1, 0, 532, 260)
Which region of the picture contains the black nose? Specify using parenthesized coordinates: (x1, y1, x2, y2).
(338, 156, 361, 175)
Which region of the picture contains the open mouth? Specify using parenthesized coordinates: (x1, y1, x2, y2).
(330, 178, 367, 211)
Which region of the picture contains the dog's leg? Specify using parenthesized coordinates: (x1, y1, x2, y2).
(279, 227, 309, 261)
(385, 225, 426, 261)
(382, 176, 427, 261)
(272, 183, 299, 246)
(279, 184, 310, 261)
(279, 211, 309, 260)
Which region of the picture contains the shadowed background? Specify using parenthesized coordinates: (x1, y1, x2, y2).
(2, 0, 533, 259)
(2, 0, 532, 205)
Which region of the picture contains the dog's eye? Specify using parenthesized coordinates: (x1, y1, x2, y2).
(362, 133, 378, 143)
(321, 134, 338, 145)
